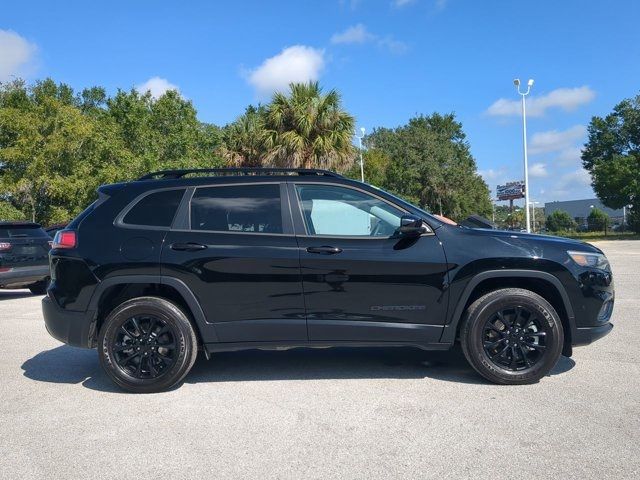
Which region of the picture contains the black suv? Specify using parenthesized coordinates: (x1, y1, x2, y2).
(1, 222, 51, 294)
(42, 168, 614, 392)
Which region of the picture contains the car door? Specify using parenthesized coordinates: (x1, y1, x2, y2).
(161, 182, 306, 344)
(289, 182, 450, 344)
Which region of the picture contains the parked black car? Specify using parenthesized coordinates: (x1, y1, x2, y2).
(1, 222, 51, 294)
(42, 168, 614, 392)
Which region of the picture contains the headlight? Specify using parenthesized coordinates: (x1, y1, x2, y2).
(567, 251, 610, 270)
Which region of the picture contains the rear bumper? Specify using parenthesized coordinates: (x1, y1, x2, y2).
(0, 264, 49, 288)
(573, 322, 613, 346)
(42, 296, 95, 348)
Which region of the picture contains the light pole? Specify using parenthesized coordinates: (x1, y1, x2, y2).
(514, 78, 534, 233)
(355, 127, 366, 182)
(528, 201, 539, 232)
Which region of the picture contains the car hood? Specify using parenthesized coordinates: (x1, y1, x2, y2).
(460, 227, 603, 253)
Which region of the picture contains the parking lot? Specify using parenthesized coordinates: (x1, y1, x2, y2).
(0, 240, 638, 479)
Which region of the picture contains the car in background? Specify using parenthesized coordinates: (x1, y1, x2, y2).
(0, 222, 51, 295)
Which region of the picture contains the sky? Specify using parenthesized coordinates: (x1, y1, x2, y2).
(2, 0, 639, 205)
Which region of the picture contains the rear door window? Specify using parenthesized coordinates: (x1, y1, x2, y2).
(122, 189, 185, 227)
(190, 184, 283, 234)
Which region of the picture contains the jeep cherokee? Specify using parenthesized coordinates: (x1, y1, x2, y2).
(42, 168, 614, 392)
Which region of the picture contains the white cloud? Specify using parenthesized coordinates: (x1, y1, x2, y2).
(560, 168, 591, 187)
(330, 25, 408, 54)
(247, 46, 325, 96)
(331, 24, 375, 44)
(529, 163, 549, 178)
(0, 29, 38, 81)
(557, 146, 583, 166)
(136, 77, 180, 99)
(529, 125, 586, 155)
(479, 166, 508, 182)
(486, 86, 595, 117)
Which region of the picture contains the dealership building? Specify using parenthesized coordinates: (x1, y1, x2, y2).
(544, 199, 625, 226)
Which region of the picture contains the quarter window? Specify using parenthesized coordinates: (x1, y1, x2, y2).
(191, 184, 283, 234)
(295, 184, 403, 237)
(122, 189, 184, 227)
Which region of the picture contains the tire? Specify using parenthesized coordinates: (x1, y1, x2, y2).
(98, 296, 198, 393)
(29, 278, 49, 295)
(460, 288, 564, 385)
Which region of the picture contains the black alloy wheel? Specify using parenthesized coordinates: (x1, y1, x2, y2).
(460, 288, 564, 385)
(98, 297, 198, 393)
(112, 315, 177, 380)
(482, 306, 547, 371)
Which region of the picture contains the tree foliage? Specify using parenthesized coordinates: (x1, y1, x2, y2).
(0, 79, 223, 224)
(587, 207, 610, 232)
(546, 210, 576, 232)
(2, 79, 491, 226)
(365, 113, 492, 220)
(582, 93, 639, 230)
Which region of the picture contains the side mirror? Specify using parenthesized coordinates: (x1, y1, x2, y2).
(399, 215, 427, 236)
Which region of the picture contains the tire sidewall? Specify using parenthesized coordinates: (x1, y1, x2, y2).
(98, 297, 196, 393)
(464, 290, 564, 384)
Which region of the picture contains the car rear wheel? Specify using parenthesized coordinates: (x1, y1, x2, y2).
(98, 296, 198, 393)
(460, 288, 564, 385)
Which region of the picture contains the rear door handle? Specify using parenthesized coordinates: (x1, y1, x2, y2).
(170, 242, 208, 252)
(306, 246, 342, 255)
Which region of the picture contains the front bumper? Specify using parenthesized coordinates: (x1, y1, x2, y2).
(0, 264, 49, 288)
(573, 322, 613, 346)
(42, 296, 96, 348)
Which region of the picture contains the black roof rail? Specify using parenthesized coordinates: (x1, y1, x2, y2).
(137, 168, 344, 181)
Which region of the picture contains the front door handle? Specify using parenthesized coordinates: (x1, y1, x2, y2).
(170, 242, 208, 252)
(306, 246, 342, 255)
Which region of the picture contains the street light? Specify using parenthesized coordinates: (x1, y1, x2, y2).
(355, 127, 366, 182)
(528, 201, 539, 232)
(514, 78, 534, 233)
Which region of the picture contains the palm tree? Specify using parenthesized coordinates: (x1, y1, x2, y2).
(263, 82, 356, 169)
(219, 105, 267, 167)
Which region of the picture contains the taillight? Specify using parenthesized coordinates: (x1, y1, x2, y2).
(0, 242, 11, 251)
(52, 230, 77, 249)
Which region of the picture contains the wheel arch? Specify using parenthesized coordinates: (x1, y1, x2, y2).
(441, 270, 576, 354)
(88, 275, 215, 347)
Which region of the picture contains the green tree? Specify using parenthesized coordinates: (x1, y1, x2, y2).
(546, 210, 576, 232)
(366, 113, 492, 220)
(0, 78, 223, 225)
(262, 82, 356, 169)
(219, 105, 268, 167)
(343, 148, 391, 186)
(582, 93, 639, 229)
(587, 207, 610, 232)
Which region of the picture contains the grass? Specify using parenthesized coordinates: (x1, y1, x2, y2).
(550, 231, 640, 241)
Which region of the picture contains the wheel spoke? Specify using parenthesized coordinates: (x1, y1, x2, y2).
(130, 317, 142, 336)
(497, 310, 510, 328)
(114, 344, 134, 353)
(490, 343, 510, 359)
(509, 346, 518, 368)
(519, 345, 531, 368)
(485, 324, 505, 336)
(513, 306, 523, 327)
(484, 338, 505, 349)
(525, 331, 546, 337)
(120, 350, 140, 364)
(524, 341, 546, 350)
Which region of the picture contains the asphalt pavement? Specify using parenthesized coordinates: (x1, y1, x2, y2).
(1, 240, 638, 479)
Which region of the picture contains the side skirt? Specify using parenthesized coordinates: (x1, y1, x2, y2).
(204, 340, 453, 355)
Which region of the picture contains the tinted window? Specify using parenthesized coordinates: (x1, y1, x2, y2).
(295, 184, 403, 237)
(123, 189, 184, 227)
(0, 225, 49, 238)
(191, 184, 282, 233)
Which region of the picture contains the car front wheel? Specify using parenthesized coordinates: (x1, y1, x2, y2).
(98, 296, 198, 393)
(460, 288, 564, 385)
